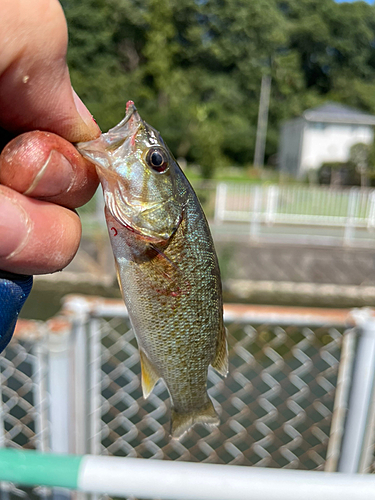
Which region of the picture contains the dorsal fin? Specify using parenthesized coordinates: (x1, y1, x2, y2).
(139, 349, 161, 398)
(211, 326, 228, 377)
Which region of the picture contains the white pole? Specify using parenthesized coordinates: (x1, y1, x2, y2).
(48, 331, 73, 455)
(250, 185, 262, 239)
(72, 316, 89, 456)
(47, 328, 76, 500)
(344, 188, 359, 245)
(254, 74, 272, 169)
(265, 185, 279, 225)
(79, 455, 375, 500)
(325, 329, 356, 472)
(214, 183, 227, 225)
(33, 339, 50, 453)
(89, 319, 102, 457)
(338, 309, 375, 473)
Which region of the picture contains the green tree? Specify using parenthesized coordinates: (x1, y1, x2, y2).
(60, 0, 375, 178)
(350, 142, 371, 188)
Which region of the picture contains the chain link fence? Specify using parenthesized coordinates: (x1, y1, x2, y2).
(0, 325, 51, 500)
(1, 297, 375, 499)
(94, 316, 342, 469)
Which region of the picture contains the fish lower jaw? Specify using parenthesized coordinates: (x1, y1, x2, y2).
(122, 223, 171, 244)
(116, 214, 176, 242)
(106, 209, 170, 244)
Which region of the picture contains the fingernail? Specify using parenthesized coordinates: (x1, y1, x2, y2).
(23, 150, 74, 197)
(72, 88, 98, 133)
(0, 195, 31, 259)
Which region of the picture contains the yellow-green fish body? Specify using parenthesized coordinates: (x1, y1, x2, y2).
(77, 102, 227, 438)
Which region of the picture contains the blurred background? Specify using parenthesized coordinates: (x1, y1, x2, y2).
(20, 0, 375, 316)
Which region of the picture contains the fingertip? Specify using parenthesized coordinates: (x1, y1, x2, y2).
(0, 131, 99, 208)
(71, 88, 101, 142)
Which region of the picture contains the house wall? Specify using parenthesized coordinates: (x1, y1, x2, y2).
(300, 123, 374, 175)
(278, 118, 304, 176)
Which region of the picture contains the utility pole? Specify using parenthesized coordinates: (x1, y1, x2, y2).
(253, 74, 272, 169)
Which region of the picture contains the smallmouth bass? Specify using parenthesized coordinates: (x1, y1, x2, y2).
(77, 101, 228, 438)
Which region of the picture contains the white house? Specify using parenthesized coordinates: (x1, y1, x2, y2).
(278, 103, 375, 178)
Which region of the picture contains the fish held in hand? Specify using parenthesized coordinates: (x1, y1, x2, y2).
(76, 101, 228, 438)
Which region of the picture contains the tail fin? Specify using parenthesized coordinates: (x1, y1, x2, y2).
(171, 398, 220, 439)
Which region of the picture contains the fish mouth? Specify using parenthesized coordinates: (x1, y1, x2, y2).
(101, 101, 143, 150)
(76, 101, 143, 158)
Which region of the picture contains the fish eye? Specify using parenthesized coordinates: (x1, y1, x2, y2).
(146, 147, 169, 173)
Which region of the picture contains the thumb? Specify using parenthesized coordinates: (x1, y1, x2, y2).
(0, 0, 100, 143)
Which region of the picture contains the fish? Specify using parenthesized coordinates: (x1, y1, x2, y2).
(76, 101, 228, 438)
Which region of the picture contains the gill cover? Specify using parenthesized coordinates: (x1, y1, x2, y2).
(76, 102, 187, 241)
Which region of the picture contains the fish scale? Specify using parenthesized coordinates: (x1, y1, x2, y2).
(77, 101, 228, 438)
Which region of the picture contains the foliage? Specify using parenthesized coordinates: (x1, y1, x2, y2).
(61, 0, 375, 178)
(318, 161, 360, 187)
(349, 142, 371, 187)
(350, 142, 370, 168)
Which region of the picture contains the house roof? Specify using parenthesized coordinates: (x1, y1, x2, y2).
(303, 102, 375, 125)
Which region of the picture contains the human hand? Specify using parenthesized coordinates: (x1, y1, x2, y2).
(0, 0, 101, 276)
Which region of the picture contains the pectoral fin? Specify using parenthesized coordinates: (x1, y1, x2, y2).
(211, 326, 228, 377)
(114, 261, 125, 300)
(147, 244, 191, 297)
(139, 349, 161, 398)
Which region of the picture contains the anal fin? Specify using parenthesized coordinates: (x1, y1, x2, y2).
(211, 326, 228, 377)
(139, 349, 160, 399)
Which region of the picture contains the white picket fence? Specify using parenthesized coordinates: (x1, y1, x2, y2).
(78, 183, 375, 245)
(214, 184, 375, 229)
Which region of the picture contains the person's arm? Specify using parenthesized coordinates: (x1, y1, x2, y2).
(0, 0, 101, 350)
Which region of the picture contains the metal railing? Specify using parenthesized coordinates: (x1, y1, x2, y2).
(2, 448, 375, 500)
(214, 184, 375, 237)
(2, 297, 375, 499)
(79, 183, 375, 232)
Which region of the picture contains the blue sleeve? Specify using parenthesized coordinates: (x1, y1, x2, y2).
(0, 272, 33, 352)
